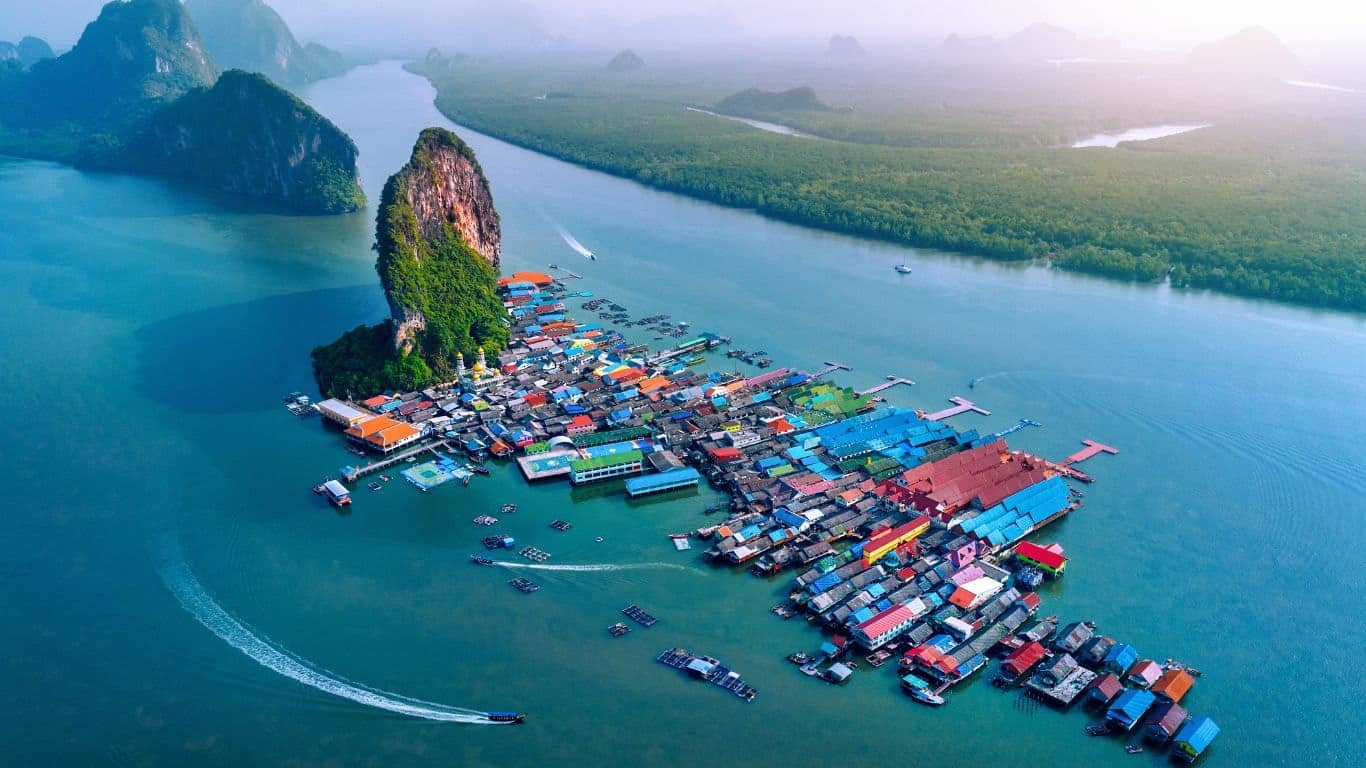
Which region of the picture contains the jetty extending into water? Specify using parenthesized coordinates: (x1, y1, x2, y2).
(339, 440, 451, 483)
(923, 396, 991, 421)
(860, 375, 916, 395)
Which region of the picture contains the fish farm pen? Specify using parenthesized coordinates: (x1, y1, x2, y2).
(302, 269, 1217, 761)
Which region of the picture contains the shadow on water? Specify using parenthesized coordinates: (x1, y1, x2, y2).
(134, 285, 387, 414)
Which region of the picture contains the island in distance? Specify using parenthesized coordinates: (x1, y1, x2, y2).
(0, 0, 363, 214)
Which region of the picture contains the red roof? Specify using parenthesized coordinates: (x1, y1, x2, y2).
(708, 446, 742, 462)
(568, 415, 594, 428)
(1016, 541, 1068, 570)
(1019, 591, 1042, 611)
(1003, 641, 1048, 675)
(854, 603, 915, 638)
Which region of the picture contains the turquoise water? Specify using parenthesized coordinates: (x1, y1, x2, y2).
(3, 61, 1363, 766)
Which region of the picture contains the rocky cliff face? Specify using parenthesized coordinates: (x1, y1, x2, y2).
(311, 128, 507, 397)
(109, 69, 364, 213)
(377, 128, 504, 358)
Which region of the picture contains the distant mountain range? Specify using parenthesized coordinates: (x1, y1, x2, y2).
(1187, 26, 1299, 76)
(0, 0, 362, 214)
(184, 0, 353, 86)
(606, 49, 644, 72)
(0, 36, 54, 70)
(828, 35, 865, 58)
(944, 22, 1122, 61)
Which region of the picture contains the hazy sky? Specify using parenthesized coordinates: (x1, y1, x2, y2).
(5, 0, 1363, 52)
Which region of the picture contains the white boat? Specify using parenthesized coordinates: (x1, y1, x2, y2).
(894, 264, 913, 274)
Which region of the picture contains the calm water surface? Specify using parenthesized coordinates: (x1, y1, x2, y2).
(1072, 124, 1211, 147)
(3, 62, 1363, 766)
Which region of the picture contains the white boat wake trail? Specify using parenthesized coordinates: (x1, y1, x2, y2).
(153, 535, 503, 724)
(556, 227, 594, 259)
(494, 561, 700, 574)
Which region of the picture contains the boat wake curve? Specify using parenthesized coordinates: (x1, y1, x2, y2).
(152, 534, 506, 724)
(492, 561, 700, 574)
(556, 227, 595, 259)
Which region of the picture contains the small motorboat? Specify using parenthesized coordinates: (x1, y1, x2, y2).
(906, 687, 944, 706)
(486, 712, 526, 724)
(470, 555, 495, 565)
(548, 263, 559, 269)
(1125, 745, 1144, 755)
(894, 263, 913, 274)
(368, 481, 382, 491)
(609, 622, 630, 637)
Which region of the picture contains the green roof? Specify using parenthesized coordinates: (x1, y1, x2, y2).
(575, 426, 651, 447)
(570, 449, 643, 472)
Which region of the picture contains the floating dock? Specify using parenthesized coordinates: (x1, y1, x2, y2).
(656, 648, 758, 702)
(622, 605, 658, 627)
(859, 375, 916, 395)
(341, 440, 450, 483)
(923, 396, 991, 421)
(1063, 440, 1119, 466)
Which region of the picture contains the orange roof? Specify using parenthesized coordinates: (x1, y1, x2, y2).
(369, 422, 420, 447)
(569, 415, 594, 428)
(361, 395, 390, 408)
(499, 270, 555, 287)
(638, 375, 672, 393)
(948, 586, 976, 609)
(346, 415, 402, 438)
(1150, 669, 1194, 702)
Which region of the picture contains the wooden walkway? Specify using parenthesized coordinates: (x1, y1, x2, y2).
(1063, 439, 1119, 466)
(342, 439, 451, 483)
(923, 396, 991, 421)
(859, 375, 916, 395)
(810, 361, 852, 379)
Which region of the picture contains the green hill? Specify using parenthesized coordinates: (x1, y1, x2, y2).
(0, 0, 362, 214)
(313, 128, 507, 396)
(715, 86, 830, 115)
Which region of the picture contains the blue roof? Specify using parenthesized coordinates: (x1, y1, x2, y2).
(1107, 689, 1157, 726)
(1174, 716, 1220, 753)
(624, 467, 700, 494)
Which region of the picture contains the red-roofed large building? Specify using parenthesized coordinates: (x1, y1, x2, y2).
(852, 603, 918, 650)
(1015, 541, 1068, 575)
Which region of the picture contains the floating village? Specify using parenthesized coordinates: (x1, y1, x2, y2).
(299, 268, 1219, 761)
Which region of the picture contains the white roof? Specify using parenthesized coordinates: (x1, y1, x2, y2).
(317, 398, 367, 421)
(960, 576, 1004, 596)
(323, 480, 350, 497)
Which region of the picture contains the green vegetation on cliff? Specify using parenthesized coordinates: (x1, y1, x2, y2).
(313, 128, 508, 398)
(415, 61, 1366, 312)
(88, 69, 364, 213)
(0, 0, 363, 214)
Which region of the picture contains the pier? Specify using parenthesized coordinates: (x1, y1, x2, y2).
(923, 396, 991, 421)
(859, 375, 916, 395)
(1063, 439, 1119, 466)
(340, 440, 450, 483)
(810, 361, 852, 379)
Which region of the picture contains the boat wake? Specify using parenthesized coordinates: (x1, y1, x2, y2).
(493, 561, 700, 574)
(152, 535, 506, 724)
(556, 227, 595, 259)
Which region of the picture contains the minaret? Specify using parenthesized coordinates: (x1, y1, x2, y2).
(456, 351, 467, 380)
(477, 346, 488, 371)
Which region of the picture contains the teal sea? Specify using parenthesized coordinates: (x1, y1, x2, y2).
(3, 62, 1363, 766)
